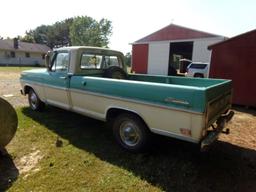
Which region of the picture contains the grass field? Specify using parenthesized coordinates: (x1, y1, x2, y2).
(1, 106, 255, 192)
(4, 107, 161, 192)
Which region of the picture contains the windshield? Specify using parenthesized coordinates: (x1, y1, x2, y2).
(189, 63, 208, 69)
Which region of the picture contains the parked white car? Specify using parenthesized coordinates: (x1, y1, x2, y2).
(185, 62, 209, 78)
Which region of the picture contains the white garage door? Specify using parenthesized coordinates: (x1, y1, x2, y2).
(147, 42, 170, 75)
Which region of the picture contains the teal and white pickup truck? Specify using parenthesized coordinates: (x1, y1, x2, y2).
(20, 46, 234, 152)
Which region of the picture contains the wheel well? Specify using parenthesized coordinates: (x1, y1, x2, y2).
(106, 108, 149, 129)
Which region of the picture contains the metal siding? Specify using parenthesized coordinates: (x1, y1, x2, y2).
(148, 42, 169, 75)
(0, 50, 5, 57)
(209, 31, 256, 107)
(192, 37, 224, 63)
(132, 44, 148, 73)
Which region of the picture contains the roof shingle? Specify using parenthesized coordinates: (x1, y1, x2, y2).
(0, 39, 51, 53)
(134, 24, 224, 43)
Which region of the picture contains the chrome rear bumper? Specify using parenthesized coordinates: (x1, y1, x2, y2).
(201, 110, 234, 151)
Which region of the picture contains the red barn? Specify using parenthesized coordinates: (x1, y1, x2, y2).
(132, 24, 225, 75)
(209, 29, 256, 107)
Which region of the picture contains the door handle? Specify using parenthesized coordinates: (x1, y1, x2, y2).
(59, 76, 67, 80)
(164, 97, 190, 106)
(82, 81, 87, 86)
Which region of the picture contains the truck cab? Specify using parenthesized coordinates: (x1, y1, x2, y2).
(45, 46, 127, 79)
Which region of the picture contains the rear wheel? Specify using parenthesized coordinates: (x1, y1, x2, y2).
(113, 113, 151, 152)
(28, 89, 45, 111)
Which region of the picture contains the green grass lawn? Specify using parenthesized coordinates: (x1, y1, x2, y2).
(2, 107, 255, 192)
(5, 107, 162, 192)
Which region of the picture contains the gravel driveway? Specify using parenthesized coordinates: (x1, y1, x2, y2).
(0, 71, 27, 107)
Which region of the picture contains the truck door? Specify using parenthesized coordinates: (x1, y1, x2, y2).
(45, 51, 70, 109)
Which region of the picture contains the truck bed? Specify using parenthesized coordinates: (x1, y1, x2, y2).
(129, 74, 232, 113)
(71, 74, 232, 113)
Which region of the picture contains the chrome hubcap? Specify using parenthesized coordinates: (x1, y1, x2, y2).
(30, 92, 38, 109)
(120, 121, 140, 146)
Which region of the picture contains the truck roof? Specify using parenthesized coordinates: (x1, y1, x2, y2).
(54, 46, 123, 55)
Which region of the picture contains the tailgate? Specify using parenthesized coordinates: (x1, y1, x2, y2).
(205, 80, 232, 127)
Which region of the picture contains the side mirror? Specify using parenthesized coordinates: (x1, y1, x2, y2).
(45, 51, 57, 71)
(45, 51, 52, 71)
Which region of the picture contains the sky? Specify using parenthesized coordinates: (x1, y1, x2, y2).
(1, 0, 256, 53)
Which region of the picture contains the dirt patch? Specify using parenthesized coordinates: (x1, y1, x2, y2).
(15, 150, 43, 177)
(220, 109, 256, 150)
(0, 71, 27, 107)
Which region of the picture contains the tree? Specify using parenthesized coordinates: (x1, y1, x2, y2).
(20, 16, 112, 48)
(23, 18, 73, 48)
(24, 26, 50, 45)
(21, 32, 35, 43)
(69, 16, 112, 47)
(47, 18, 73, 48)
(124, 52, 131, 67)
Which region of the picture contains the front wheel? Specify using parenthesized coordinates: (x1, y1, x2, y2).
(112, 113, 151, 152)
(28, 89, 45, 111)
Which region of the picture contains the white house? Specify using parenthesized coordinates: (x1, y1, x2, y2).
(0, 38, 51, 66)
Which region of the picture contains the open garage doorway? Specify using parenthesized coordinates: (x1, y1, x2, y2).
(168, 42, 193, 75)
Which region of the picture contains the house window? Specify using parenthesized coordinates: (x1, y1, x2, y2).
(10, 51, 15, 58)
(25, 52, 30, 58)
(42, 54, 45, 60)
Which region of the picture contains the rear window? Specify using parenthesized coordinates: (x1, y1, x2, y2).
(80, 53, 122, 70)
(189, 64, 207, 69)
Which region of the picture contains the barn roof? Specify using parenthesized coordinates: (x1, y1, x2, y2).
(134, 24, 223, 43)
(0, 39, 51, 53)
(208, 28, 256, 50)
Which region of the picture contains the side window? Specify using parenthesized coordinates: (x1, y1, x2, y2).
(103, 56, 121, 68)
(52, 52, 69, 72)
(81, 54, 102, 69)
